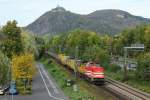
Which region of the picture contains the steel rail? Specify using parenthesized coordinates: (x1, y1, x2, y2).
(106, 78, 150, 100)
(47, 52, 150, 100)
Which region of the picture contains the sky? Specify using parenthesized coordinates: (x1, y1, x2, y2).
(0, 0, 150, 26)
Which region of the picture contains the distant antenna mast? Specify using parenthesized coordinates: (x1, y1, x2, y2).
(57, 0, 63, 7)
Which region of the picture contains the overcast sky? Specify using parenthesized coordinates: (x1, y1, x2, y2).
(0, 0, 150, 26)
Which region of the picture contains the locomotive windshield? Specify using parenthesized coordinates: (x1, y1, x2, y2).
(86, 62, 100, 67)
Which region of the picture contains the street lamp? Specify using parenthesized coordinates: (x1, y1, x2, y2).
(123, 44, 144, 81)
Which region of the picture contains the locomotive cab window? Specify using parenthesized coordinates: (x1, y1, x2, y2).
(86, 62, 100, 67)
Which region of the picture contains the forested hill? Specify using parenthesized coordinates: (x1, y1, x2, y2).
(26, 6, 150, 35)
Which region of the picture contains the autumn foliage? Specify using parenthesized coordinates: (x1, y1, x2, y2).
(12, 53, 36, 81)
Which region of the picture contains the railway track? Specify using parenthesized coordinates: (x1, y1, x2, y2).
(105, 77, 150, 100)
(47, 52, 150, 100)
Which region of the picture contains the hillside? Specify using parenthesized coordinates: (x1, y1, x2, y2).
(26, 7, 150, 35)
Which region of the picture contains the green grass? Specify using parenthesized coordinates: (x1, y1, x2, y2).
(105, 70, 150, 93)
(105, 70, 123, 81)
(40, 58, 104, 100)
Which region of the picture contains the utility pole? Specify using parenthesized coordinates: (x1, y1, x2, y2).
(72, 46, 79, 92)
(59, 45, 61, 53)
(123, 47, 128, 81)
(74, 46, 78, 80)
(12, 93, 13, 100)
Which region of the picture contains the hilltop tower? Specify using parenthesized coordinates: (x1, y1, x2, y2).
(51, 5, 66, 12)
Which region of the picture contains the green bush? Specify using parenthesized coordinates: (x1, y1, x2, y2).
(136, 52, 150, 81)
(0, 50, 10, 85)
(107, 64, 121, 73)
(17, 85, 32, 95)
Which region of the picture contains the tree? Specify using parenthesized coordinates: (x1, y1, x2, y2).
(21, 31, 39, 56)
(111, 25, 150, 56)
(0, 50, 10, 85)
(136, 52, 150, 81)
(65, 29, 101, 58)
(1, 20, 23, 58)
(82, 45, 109, 65)
(144, 26, 150, 51)
(0, 32, 6, 41)
(35, 36, 46, 58)
(112, 35, 124, 55)
(47, 29, 110, 66)
(12, 53, 36, 81)
(11, 53, 36, 94)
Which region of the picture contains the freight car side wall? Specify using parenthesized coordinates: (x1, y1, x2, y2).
(48, 52, 105, 83)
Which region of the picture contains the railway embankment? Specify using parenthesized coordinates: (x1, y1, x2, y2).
(47, 52, 150, 100)
(40, 57, 119, 100)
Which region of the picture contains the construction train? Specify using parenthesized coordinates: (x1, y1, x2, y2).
(57, 54, 105, 84)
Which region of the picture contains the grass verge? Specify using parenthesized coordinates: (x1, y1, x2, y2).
(40, 58, 96, 100)
(40, 58, 114, 100)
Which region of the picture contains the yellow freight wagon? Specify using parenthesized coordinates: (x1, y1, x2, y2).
(66, 59, 76, 70)
(58, 54, 65, 61)
(58, 54, 86, 73)
(58, 54, 67, 65)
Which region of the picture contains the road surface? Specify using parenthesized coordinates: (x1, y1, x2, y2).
(0, 63, 68, 100)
